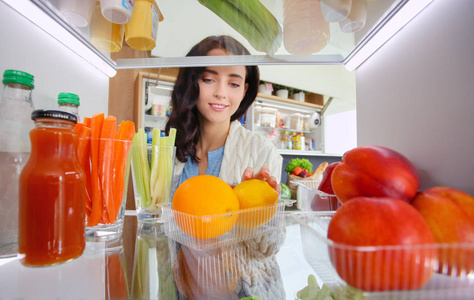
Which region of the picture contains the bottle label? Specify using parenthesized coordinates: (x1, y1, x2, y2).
(123, 0, 135, 13)
(151, 5, 159, 40)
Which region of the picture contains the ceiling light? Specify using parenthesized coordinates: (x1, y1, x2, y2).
(3, 0, 117, 77)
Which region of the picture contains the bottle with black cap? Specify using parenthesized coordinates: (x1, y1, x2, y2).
(18, 109, 85, 267)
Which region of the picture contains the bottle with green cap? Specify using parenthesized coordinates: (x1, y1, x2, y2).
(0, 69, 36, 258)
(57, 92, 80, 120)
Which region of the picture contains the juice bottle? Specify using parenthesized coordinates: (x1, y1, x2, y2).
(0, 69, 35, 258)
(18, 110, 85, 266)
(57, 92, 80, 120)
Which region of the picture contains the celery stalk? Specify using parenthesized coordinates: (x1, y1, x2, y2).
(132, 130, 151, 208)
(149, 128, 161, 206)
(150, 128, 176, 206)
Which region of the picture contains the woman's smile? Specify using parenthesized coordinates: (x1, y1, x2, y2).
(209, 102, 229, 111)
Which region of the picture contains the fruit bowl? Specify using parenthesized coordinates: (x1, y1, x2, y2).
(161, 199, 294, 251)
(292, 180, 341, 211)
(292, 212, 474, 299)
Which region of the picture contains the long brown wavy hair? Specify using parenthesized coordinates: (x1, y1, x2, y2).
(165, 35, 260, 163)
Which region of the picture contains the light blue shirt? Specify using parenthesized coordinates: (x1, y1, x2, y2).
(178, 146, 224, 186)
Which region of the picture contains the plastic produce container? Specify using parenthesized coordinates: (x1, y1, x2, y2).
(292, 180, 340, 211)
(293, 212, 474, 299)
(161, 200, 293, 251)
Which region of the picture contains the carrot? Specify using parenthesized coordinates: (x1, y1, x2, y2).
(83, 117, 92, 127)
(88, 113, 104, 227)
(76, 126, 92, 216)
(99, 116, 117, 223)
(74, 122, 85, 136)
(112, 121, 136, 218)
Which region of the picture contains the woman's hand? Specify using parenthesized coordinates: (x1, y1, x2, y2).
(241, 166, 281, 195)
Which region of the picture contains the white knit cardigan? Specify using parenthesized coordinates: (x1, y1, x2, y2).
(171, 120, 283, 193)
(170, 121, 286, 299)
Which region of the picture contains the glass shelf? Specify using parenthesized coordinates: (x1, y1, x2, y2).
(18, 0, 408, 69)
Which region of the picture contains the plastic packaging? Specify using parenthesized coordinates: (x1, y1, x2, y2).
(100, 0, 135, 24)
(283, 0, 330, 55)
(58, 92, 80, 120)
(91, 2, 125, 52)
(125, 0, 163, 51)
(57, 0, 96, 27)
(321, 0, 351, 23)
(19, 110, 85, 266)
(0, 70, 35, 258)
(339, 0, 368, 33)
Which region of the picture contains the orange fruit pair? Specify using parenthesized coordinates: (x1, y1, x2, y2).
(172, 175, 239, 239)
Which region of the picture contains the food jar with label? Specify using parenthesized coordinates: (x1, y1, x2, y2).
(125, 0, 163, 51)
(100, 0, 135, 24)
(91, 2, 125, 53)
(18, 110, 85, 267)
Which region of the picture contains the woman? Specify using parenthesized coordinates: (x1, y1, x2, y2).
(165, 35, 282, 195)
(166, 35, 286, 300)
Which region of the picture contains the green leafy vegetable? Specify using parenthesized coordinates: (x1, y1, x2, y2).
(285, 158, 313, 174)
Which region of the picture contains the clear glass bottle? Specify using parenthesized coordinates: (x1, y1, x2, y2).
(58, 92, 80, 120)
(19, 110, 85, 266)
(0, 69, 35, 258)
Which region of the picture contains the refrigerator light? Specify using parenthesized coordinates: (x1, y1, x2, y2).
(344, 0, 433, 71)
(2, 0, 117, 77)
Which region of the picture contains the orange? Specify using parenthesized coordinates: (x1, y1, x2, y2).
(172, 175, 240, 239)
(233, 179, 279, 228)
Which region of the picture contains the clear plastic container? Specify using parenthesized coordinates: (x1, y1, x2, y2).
(57, 92, 80, 120)
(57, 0, 96, 27)
(289, 113, 304, 131)
(90, 2, 125, 53)
(100, 0, 135, 24)
(161, 200, 292, 251)
(321, 0, 351, 23)
(283, 0, 330, 55)
(294, 212, 474, 298)
(292, 180, 340, 211)
(339, 0, 368, 33)
(254, 105, 262, 126)
(125, 0, 163, 51)
(0, 69, 35, 258)
(260, 107, 278, 128)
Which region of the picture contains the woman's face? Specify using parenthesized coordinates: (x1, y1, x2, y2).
(196, 48, 248, 126)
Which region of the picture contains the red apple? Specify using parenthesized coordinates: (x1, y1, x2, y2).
(332, 145, 420, 203)
(411, 187, 474, 276)
(327, 197, 436, 291)
(317, 162, 340, 194)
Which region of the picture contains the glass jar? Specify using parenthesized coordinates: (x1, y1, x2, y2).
(58, 92, 80, 120)
(0, 69, 35, 258)
(18, 110, 85, 266)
